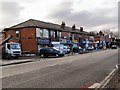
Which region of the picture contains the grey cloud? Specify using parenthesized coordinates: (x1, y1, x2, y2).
(2, 2, 24, 16)
(47, 2, 117, 30)
(1, 2, 24, 27)
(48, 2, 73, 20)
(69, 7, 117, 27)
(20, 0, 40, 3)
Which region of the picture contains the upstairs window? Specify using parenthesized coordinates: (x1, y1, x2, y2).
(43, 29, 49, 38)
(36, 28, 43, 37)
(50, 30, 55, 38)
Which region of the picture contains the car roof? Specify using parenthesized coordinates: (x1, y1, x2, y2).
(40, 47, 56, 50)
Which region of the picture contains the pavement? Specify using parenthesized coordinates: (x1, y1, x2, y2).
(0, 56, 40, 66)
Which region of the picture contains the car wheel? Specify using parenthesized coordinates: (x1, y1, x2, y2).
(56, 54, 59, 57)
(41, 54, 44, 58)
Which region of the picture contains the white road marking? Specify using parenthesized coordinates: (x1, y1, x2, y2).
(88, 83, 101, 88)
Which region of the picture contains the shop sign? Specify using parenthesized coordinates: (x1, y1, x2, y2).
(37, 37, 50, 44)
(66, 40, 72, 44)
(73, 40, 78, 43)
(60, 39, 72, 44)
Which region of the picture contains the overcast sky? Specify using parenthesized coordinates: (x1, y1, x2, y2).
(0, 0, 119, 32)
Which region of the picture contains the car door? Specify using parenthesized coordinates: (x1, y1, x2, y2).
(48, 49, 54, 56)
(45, 49, 51, 56)
(51, 49, 58, 56)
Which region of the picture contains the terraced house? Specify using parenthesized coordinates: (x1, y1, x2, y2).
(2, 19, 89, 54)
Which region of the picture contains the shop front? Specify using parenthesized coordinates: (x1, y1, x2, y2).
(37, 37, 50, 52)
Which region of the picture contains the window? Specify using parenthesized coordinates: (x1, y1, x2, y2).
(11, 44, 21, 49)
(57, 31, 62, 38)
(7, 44, 10, 49)
(36, 28, 43, 37)
(49, 49, 53, 52)
(0, 34, 2, 39)
(72, 34, 74, 40)
(50, 30, 55, 38)
(40, 29, 43, 37)
(68, 33, 71, 38)
(59, 32, 62, 38)
(16, 30, 19, 38)
(43, 29, 49, 38)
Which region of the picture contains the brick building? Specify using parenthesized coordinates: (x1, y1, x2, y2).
(2, 19, 88, 53)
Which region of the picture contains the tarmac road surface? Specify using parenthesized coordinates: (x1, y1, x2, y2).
(2, 49, 118, 88)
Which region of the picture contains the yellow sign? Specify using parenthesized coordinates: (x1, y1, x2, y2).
(73, 40, 78, 43)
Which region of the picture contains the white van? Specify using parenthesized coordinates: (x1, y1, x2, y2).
(51, 42, 65, 54)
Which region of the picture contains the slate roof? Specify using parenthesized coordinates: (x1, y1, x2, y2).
(4, 19, 88, 35)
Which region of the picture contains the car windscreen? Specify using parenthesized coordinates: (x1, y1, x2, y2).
(11, 44, 21, 49)
(54, 44, 60, 47)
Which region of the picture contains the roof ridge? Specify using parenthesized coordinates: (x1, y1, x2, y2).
(10, 19, 29, 28)
(4, 19, 87, 34)
(28, 19, 36, 26)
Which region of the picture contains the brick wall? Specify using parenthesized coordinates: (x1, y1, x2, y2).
(20, 27, 37, 53)
(3, 27, 37, 53)
(3, 30, 20, 43)
(61, 32, 70, 39)
(94, 36, 100, 41)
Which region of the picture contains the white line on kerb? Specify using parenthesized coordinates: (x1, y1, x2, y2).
(88, 83, 101, 88)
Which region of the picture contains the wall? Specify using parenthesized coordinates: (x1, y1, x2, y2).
(20, 27, 37, 53)
(94, 36, 100, 41)
(61, 32, 70, 39)
(3, 30, 20, 43)
(3, 27, 37, 53)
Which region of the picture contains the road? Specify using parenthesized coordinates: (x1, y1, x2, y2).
(2, 49, 118, 88)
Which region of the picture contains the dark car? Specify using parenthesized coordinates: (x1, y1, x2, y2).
(87, 46, 94, 51)
(111, 45, 117, 49)
(39, 48, 65, 57)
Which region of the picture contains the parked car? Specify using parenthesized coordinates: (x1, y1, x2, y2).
(78, 46, 83, 54)
(63, 46, 70, 54)
(39, 48, 65, 57)
(72, 43, 81, 53)
(87, 46, 94, 51)
(111, 45, 117, 49)
(99, 44, 103, 49)
(51, 42, 64, 54)
(72, 46, 82, 53)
